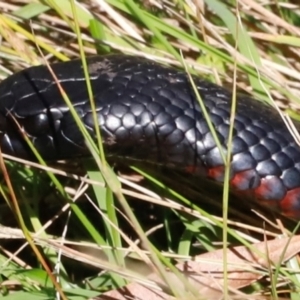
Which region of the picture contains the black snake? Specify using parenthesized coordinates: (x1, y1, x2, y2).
(1, 54, 300, 218)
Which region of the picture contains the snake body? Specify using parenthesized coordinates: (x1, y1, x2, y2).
(0, 54, 300, 218)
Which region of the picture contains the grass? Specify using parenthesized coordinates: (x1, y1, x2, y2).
(0, 0, 300, 299)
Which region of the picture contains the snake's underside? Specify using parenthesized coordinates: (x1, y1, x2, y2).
(0, 54, 300, 218)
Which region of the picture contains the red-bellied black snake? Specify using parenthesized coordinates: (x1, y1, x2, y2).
(1, 54, 299, 218)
